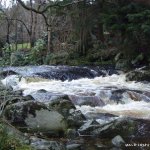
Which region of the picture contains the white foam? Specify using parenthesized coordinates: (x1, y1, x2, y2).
(76, 101, 150, 119)
(1, 74, 150, 120)
(3, 74, 149, 96)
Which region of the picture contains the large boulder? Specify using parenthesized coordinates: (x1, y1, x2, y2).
(4, 101, 67, 135)
(0, 80, 33, 106)
(78, 118, 150, 139)
(35, 66, 97, 81)
(126, 69, 150, 82)
(49, 95, 85, 128)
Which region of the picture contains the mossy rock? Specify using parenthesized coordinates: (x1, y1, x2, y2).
(90, 118, 150, 139)
(126, 69, 150, 82)
(4, 101, 67, 135)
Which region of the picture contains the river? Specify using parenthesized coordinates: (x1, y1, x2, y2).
(1, 65, 150, 149)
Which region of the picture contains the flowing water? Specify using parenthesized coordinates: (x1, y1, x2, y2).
(1, 65, 150, 149)
(2, 69, 150, 121)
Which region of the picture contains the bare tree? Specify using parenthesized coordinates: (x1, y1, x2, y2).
(16, 0, 84, 53)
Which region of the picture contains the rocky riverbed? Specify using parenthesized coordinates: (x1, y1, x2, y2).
(0, 65, 150, 150)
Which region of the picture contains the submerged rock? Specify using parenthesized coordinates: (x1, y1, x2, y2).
(30, 90, 66, 103)
(69, 95, 105, 107)
(111, 135, 125, 147)
(4, 101, 67, 135)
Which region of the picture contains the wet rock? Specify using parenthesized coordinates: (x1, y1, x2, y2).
(66, 143, 82, 150)
(90, 118, 150, 139)
(127, 91, 150, 102)
(97, 89, 128, 105)
(69, 95, 105, 107)
(110, 89, 125, 104)
(67, 110, 86, 128)
(111, 135, 125, 147)
(49, 95, 75, 115)
(88, 65, 119, 76)
(91, 118, 136, 138)
(0, 70, 18, 78)
(4, 101, 67, 135)
(30, 137, 65, 150)
(0, 65, 120, 81)
(85, 112, 118, 121)
(35, 66, 97, 81)
(95, 143, 108, 149)
(98, 88, 150, 104)
(109, 89, 150, 103)
(110, 148, 122, 150)
(0, 81, 32, 106)
(66, 129, 78, 139)
(49, 95, 85, 128)
(78, 120, 100, 136)
(1, 75, 22, 89)
(32, 91, 67, 103)
(126, 69, 150, 82)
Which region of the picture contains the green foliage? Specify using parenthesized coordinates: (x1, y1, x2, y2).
(11, 43, 31, 51)
(44, 51, 69, 65)
(102, 0, 150, 63)
(26, 39, 46, 65)
(0, 124, 33, 150)
(1, 0, 150, 67)
(0, 43, 11, 65)
(2, 43, 11, 55)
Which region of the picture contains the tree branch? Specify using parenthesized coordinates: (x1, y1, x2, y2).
(17, 0, 84, 14)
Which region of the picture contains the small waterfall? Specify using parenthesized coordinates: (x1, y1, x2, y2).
(1, 67, 150, 121)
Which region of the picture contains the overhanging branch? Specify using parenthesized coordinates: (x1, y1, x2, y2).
(17, 0, 84, 14)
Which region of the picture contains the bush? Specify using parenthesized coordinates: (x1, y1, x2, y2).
(26, 39, 46, 65)
(44, 51, 69, 65)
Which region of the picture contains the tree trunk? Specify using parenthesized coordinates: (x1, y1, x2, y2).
(30, 0, 34, 48)
(47, 26, 52, 54)
(6, 21, 11, 52)
(31, 12, 38, 48)
(15, 20, 18, 51)
(98, 23, 104, 43)
(30, 36, 35, 48)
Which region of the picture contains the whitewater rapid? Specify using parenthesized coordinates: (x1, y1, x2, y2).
(2, 74, 150, 120)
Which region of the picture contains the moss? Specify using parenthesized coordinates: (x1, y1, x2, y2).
(0, 124, 33, 150)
